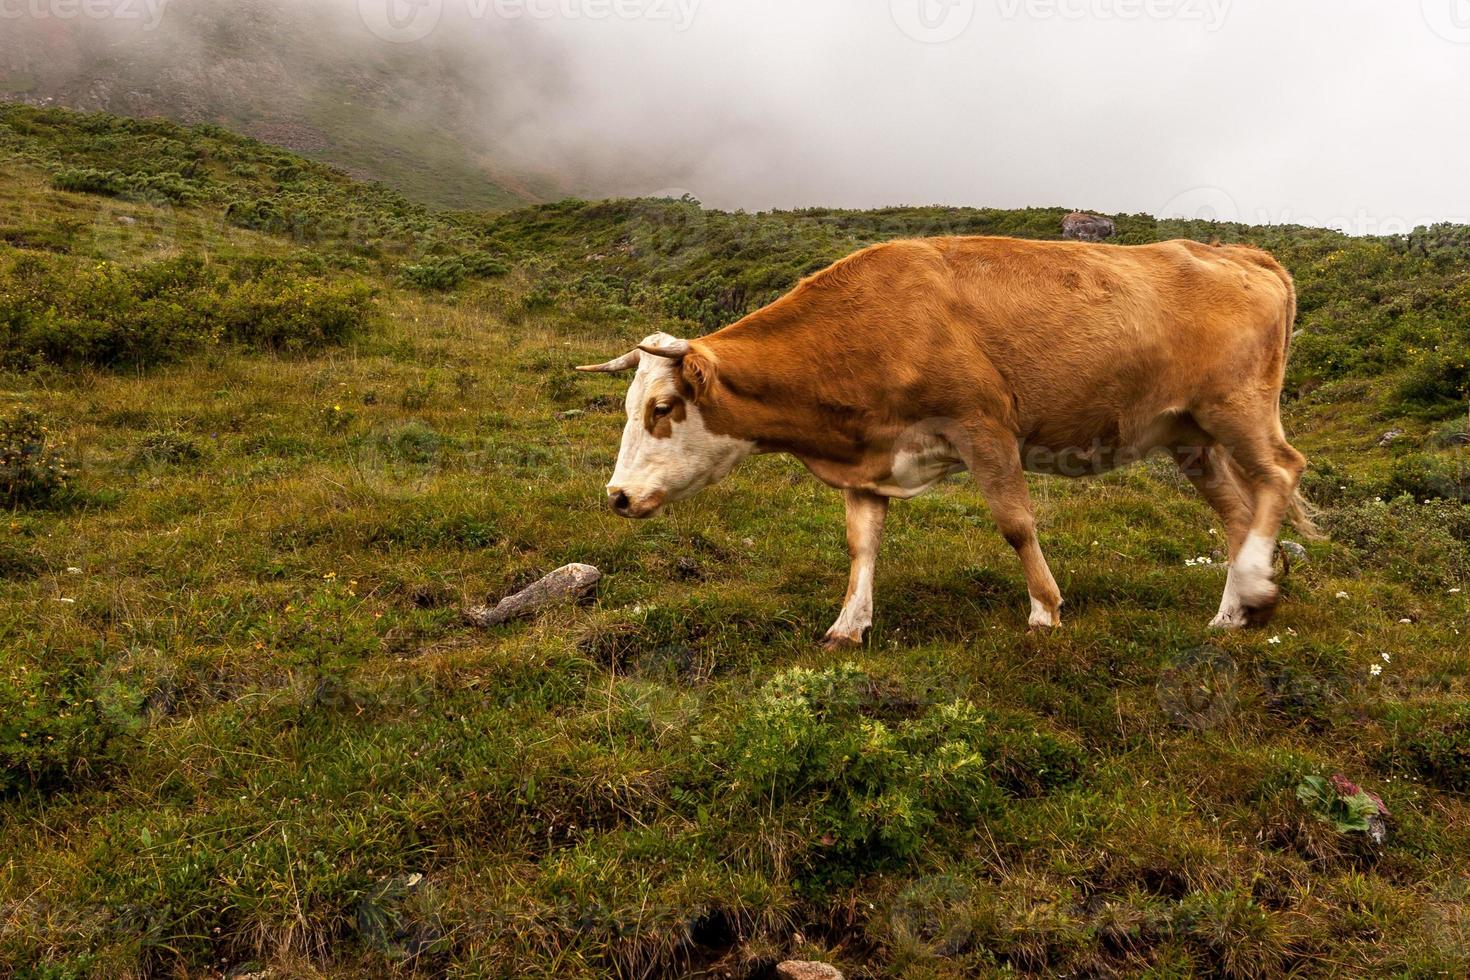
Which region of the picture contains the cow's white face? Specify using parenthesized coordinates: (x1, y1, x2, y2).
(586, 334, 754, 519)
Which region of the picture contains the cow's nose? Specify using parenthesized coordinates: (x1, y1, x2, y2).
(608, 489, 631, 515)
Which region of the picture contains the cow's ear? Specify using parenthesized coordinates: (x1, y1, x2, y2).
(681, 350, 715, 402)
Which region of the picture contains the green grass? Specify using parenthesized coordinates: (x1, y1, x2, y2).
(0, 105, 1468, 978)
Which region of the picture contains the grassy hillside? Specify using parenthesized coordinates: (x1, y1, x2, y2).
(1, 105, 1468, 978)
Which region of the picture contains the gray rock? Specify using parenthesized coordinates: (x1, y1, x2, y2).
(776, 962, 844, 980)
(1279, 540, 1308, 563)
(465, 564, 601, 627)
(1062, 212, 1116, 242)
(1378, 429, 1405, 447)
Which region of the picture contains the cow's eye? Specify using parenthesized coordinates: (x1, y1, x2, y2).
(653, 404, 674, 419)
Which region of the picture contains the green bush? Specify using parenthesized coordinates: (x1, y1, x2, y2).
(0, 650, 145, 794)
(400, 253, 509, 291)
(0, 252, 375, 368)
(1387, 453, 1470, 503)
(51, 167, 200, 204)
(0, 409, 69, 508)
(1320, 495, 1470, 588)
(719, 665, 998, 879)
(1395, 339, 1470, 418)
(134, 430, 205, 468)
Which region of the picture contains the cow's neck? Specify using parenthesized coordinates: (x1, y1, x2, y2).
(697, 310, 874, 467)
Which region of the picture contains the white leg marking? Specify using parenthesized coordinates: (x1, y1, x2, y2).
(824, 491, 888, 647)
(1210, 570, 1248, 629)
(829, 565, 874, 639)
(1233, 533, 1278, 606)
(1210, 533, 1276, 629)
(1029, 595, 1058, 628)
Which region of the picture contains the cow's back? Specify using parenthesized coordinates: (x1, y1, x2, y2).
(783, 236, 1291, 438)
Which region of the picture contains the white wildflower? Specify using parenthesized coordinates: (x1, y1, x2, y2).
(1335, 591, 1350, 599)
(1370, 663, 1383, 677)
(1268, 635, 1282, 645)
(1382, 652, 1392, 663)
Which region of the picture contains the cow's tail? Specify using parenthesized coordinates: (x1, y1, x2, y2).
(1221, 452, 1326, 543)
(1275, 272, 1326, 541)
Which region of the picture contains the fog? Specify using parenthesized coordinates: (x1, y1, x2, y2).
(4, 0, 1469, 229)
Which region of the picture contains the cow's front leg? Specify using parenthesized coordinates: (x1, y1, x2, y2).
(822, 489, 889, 650)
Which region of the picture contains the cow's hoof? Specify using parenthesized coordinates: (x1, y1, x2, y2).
(820, 630, 863, 651)
(1243, 594, 1280, 628)
(1028, 599, 1061, 631)
(1210, 607, 1248, 630)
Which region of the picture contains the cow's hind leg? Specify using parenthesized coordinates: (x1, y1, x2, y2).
(1193, 408, 1308, 629)
(1171, 440, 1257, 628)
(965, 421, 1063, 629)
(822, 489, 889, 650)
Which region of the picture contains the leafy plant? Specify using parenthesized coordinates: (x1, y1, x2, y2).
(1296, 774, 1388, 834)
(0, 409, 69, 508)
(720, 665, 998, 878)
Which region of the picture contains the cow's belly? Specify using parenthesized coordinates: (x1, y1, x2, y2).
(799, 439, 967, 499)
(1021, 409, 1188, 477)
(872, 447, 968, 498)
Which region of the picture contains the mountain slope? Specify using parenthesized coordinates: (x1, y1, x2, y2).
(0, 0, 564, 210)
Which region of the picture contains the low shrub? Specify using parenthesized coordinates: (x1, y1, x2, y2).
(0, 252, 375, 368)
(717, 664, 999, 880)
(0, 649, 146, 794)
(1320, 495, 1470, 588)
(1387, 453, 1470, 504)
(134, 430, 205, 468)
(51, 166, 200, 204)
(400, 253, 509, 291)
(1394, 339, 1470, 419)
(0, 408, 69, 508)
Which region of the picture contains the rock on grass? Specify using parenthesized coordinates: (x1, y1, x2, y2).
(465, 563, 601, 627)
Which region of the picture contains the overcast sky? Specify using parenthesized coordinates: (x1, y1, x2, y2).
(9, 0, 1468, 230)
(411, 0, 1470, 230)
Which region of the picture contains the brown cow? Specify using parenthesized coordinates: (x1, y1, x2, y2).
(578, 236, 1317, 647)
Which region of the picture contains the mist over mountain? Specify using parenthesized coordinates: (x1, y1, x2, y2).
(2, 0, 1469, 227)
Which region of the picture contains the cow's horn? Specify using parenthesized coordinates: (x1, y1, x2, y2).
(638, 338, 691, 359)
(574, 350, 642, 373)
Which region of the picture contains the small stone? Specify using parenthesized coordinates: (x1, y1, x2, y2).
(776, 962, 844, 980)
(465, 564, 602, 627)
(115, 215, 137, 226)
(1377, 429, 1404, 447)
(1279, 540, 1308, 563)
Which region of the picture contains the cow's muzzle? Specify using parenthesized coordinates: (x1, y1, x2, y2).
(607, 488, 665, 519)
